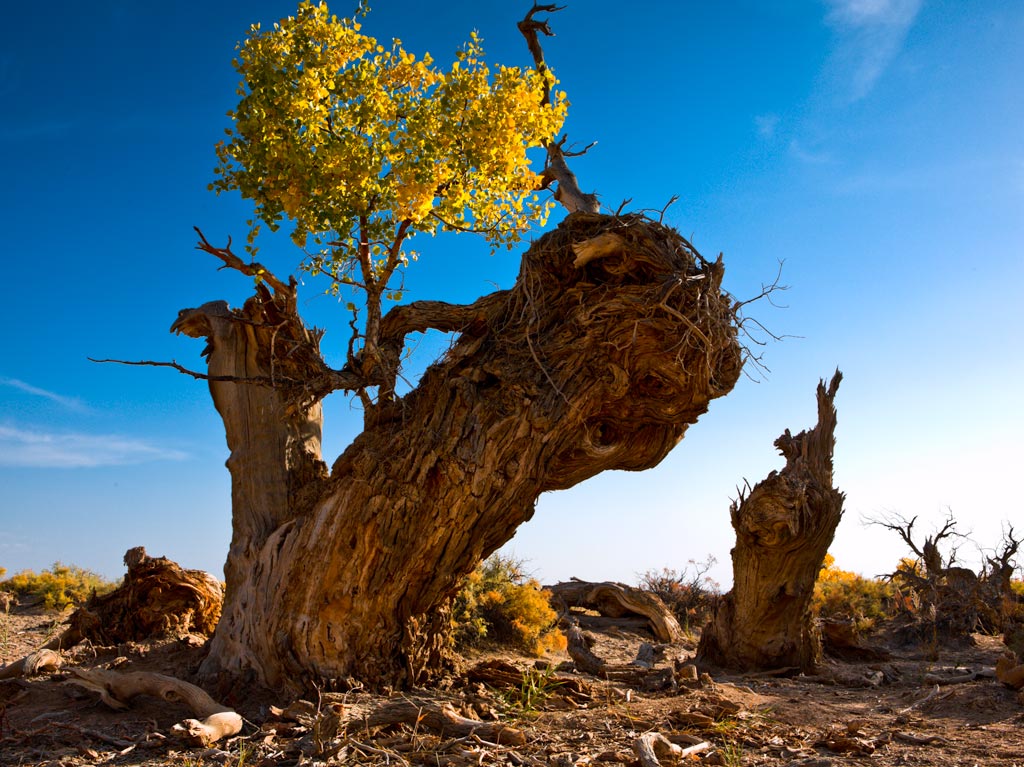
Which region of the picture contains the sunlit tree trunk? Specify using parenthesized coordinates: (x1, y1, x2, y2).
(176, 214, 742, 692)
(697, 373, 843, 673)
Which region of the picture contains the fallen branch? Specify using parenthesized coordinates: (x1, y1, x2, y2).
(548, 580, 682, 643)
(896, 685, 944, 715)
(343, 698, 526, 746)
(922, 671, 980, 686)
(67, 668, 242, 746)
(892, 731, 945, 746)
(0, 649, 62, 680)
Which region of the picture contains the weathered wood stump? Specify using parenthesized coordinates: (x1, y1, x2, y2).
(698, 372, 844, 672)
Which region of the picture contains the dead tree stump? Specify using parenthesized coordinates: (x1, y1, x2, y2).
(48, 547, 223, 651)
(697, 371, 844, 672)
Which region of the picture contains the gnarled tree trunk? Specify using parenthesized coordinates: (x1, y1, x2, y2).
(175, 213, 742, 692)
(697, 372, 843, 673)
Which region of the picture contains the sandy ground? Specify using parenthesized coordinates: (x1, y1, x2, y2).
(2, 601, 1024, 766)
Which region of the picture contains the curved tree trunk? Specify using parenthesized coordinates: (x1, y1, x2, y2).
(697, 372, 843, 673)
(175, 213, 742, 692)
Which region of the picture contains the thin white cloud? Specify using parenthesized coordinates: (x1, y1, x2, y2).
(824, 0, 922, 101)
(755, 113, 780, 140)
(789, 140, 835, 166)
(0, 377, 90, 412)
(0, 425, 188, 469)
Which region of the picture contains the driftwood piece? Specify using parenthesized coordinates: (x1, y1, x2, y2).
(0, 649, 62, 680)
(55, 547, 223, 651)
(548, 580, 682, 643)
(354, 699, 526, 745)
(67, 668, 242, 746)
(22, 546, 224, 660)
(922, 670, 984, 686)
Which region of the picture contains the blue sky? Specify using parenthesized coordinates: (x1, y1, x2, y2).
(1, 1, 1021, 586)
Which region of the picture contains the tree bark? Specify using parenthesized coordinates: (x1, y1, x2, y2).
(175, 213, 742, 692)
(697, 372, 844, 673)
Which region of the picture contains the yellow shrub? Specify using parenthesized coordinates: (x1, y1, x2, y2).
(1, 562, 117, 610)
(452, 555, 564, 656)
(813, 554, 896, 628)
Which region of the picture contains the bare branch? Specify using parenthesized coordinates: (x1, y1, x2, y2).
(194, 227, 291, 296)
(89, 358, 364, 392)
(562, 139, 597, 157)
(517, 7, 600, 214)
(867, 511, 927, 560)
(379, 293, 506, 340)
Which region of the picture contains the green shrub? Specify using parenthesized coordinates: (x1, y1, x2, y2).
(638, 556, 720, 632)
(452, 555, 565, 656)
(0, 562, 118, 609)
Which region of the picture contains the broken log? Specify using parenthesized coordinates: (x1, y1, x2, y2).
(547, 580, 682, 642)
(67, 667, 242, 746)
(0, 649, 62, 680)
(820, 619, 891, 661)
(465, 658, 593, 704)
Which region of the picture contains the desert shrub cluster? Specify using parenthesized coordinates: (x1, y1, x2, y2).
(812, 554, 898, 630)
(452, 555, 566, 656)
(638, 556, 720, 632)
(0, 562, 117, 609)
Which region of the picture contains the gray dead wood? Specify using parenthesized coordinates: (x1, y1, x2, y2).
(67, 668, 242, 746)
(548, 580, 682, 642)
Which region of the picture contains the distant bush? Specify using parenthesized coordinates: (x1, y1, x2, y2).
(638, 555, 720, 633)
(0, 562, 118, 610)
(813, 554, 897, 630)
(452, 555, 565, 656)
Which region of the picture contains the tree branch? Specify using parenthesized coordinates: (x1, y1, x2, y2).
(194, 227, 292, 297)
(517, 5, 600, 214)
(379, 293, 507, 342)
(89, 357, 365, 392)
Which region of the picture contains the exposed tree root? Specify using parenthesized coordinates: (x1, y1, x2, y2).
(67, 668, 242, 746)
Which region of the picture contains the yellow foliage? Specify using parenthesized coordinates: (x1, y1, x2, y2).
(212, 1, 566, 278)
(452, 555, 564, 656)
(813, 554, 896, 628)
(1, 562, 117, 610)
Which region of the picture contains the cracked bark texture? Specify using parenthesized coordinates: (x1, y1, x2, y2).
(698, 372, 844, 673)
(175, 212, 742, 691)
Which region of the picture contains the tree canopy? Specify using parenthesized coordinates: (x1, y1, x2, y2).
(211, 0, 567, 297)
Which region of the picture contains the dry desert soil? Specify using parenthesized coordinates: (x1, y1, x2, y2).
(2, 602, 1024, 766)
